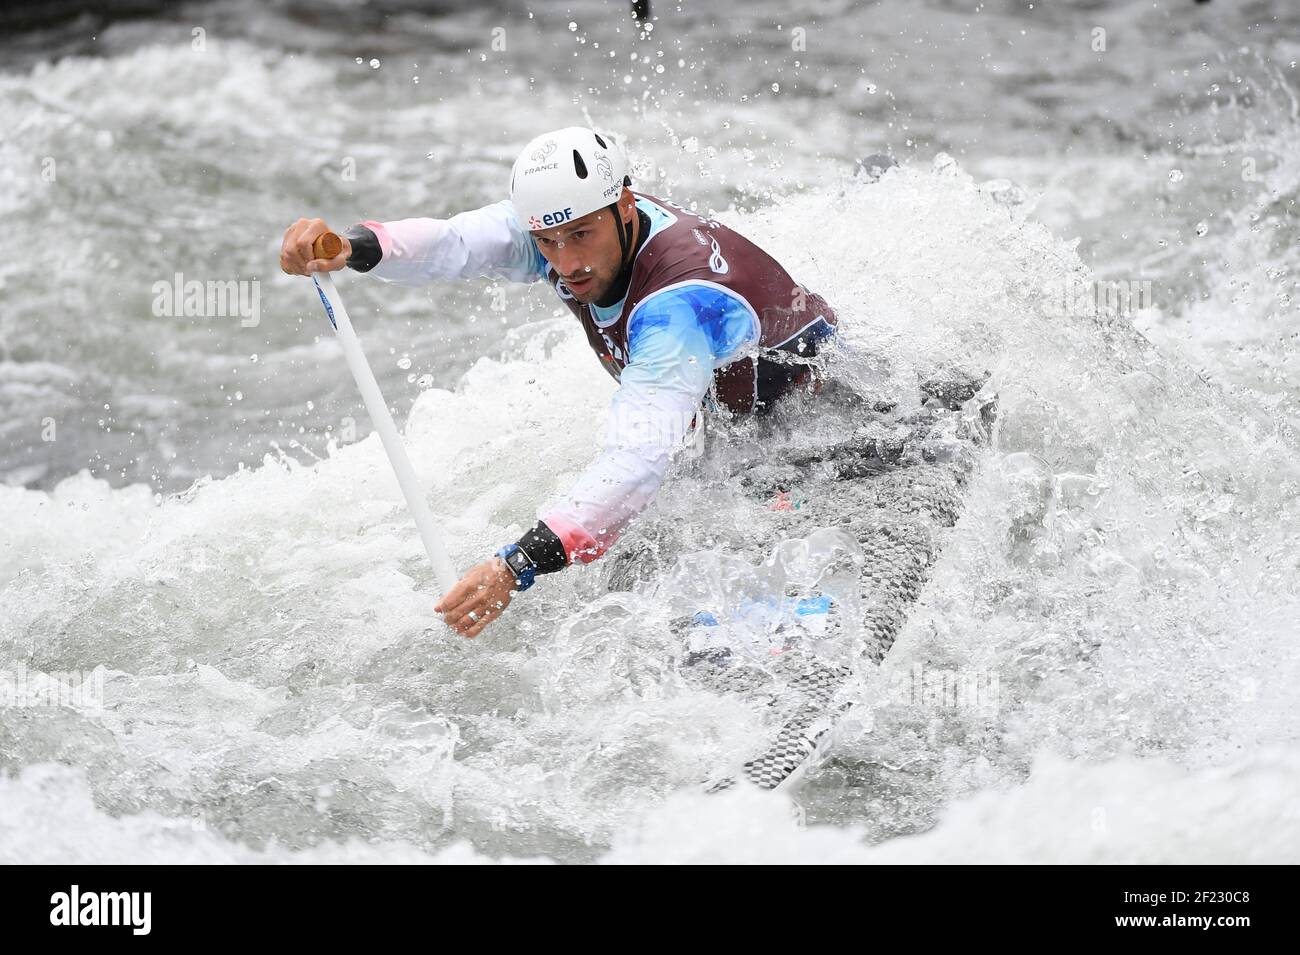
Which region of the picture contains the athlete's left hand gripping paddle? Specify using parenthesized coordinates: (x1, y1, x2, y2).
(307, 232, 457, 592)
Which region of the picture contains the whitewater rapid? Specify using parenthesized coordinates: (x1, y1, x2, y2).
(4, 155, 1298, 862)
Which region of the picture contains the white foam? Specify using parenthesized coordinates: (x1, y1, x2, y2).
(3, 160, 1297, 863)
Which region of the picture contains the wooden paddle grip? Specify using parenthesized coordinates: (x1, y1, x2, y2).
(312, 232, 344, 260)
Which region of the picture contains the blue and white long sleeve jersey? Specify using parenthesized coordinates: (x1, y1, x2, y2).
(348, 197, 760, 564)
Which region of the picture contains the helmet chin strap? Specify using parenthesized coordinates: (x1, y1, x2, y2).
(610, 200, 632, 270)
(591, 194, 643, 308)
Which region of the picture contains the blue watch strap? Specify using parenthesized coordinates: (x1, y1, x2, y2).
(495, 543, 536, 591)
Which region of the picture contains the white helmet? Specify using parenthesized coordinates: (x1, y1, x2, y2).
(510, 126, 628, 231)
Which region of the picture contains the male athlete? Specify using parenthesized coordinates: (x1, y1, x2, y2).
(280, 126, 837, 638)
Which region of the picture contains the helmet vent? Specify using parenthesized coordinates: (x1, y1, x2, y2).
(593, 133, 608, 148)
(572, 150, 588, 179)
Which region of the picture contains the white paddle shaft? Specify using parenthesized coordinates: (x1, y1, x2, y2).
(309, 264, 457, 592)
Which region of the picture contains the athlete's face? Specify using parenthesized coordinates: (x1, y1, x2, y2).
(533, 190, 636, 303)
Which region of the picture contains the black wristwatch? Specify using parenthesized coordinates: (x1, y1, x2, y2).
(495, 543, 537, 591)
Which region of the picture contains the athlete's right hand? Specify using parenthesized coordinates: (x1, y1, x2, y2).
(280, 218, 351, 276)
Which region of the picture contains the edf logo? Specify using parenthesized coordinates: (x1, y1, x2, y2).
(542, 207, 573, 226)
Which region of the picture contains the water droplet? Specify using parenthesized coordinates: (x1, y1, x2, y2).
(771, 82, 780, 92)
(933, 152, 957, 175)
(568, 21, 578, 31)
(1195, 220, 1209, 237)
(250, 353, 259, 362)
(397, 356, 412, 370)
(417, 374, 434, 389)
(369, 58, 381, 69)
(1168, 169, 1184, 183)
(306, 401, 315, 411)
(355, 57, 363, 65)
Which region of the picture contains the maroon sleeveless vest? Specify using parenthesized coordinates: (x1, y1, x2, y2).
(543, 192, 837, 413)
